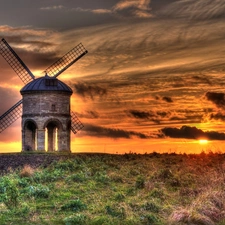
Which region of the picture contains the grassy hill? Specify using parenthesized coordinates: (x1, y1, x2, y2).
(0, 152, 225, 225)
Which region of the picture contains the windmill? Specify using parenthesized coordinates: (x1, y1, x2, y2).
(0, 38, 88, 152)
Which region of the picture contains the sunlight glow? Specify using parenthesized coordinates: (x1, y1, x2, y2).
(199, 139, 208, 145)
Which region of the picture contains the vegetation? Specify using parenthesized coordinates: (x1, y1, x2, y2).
(0, 152, 225, 224)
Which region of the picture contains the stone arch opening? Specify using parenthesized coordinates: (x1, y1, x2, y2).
(24, 120, 37, 151)
(44, 120, 62, 152)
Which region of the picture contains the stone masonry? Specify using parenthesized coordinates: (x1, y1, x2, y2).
(20, 76, 72, 152)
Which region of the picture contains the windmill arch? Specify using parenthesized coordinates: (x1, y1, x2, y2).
(23, 119, 38, 151)
(44, 119, 63, 152)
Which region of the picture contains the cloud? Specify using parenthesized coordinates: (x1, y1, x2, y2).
(161, 125, 225, 140)
(113, 0, 153, 18)
(161, 0, 225, 20)
(73, 82, 107, 100)
(74, 7, 111, 14)
(209, 112, 225, 121)
(127, 109, 164, 124)
(72, 0, 153, 18)
(92, 9, 112, 14)
(40, 5, 65, 11)
(205, 92, 225, 109)
(82, 123, 149, 139)
(76, 110, 99, 119)
(162, 96, 173, 103)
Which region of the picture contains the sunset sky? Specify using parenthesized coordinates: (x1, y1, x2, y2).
(1, 0, 225, 154)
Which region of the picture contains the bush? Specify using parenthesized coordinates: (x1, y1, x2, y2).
(135, 176, 145, 189)
(25, 184, 50, 198)
(143, 201, 160, 213)
(90, 216, 111, 225)
(33, 169, 62, 183)
(114, 192, 125, 202)
(149, 188, 164, 199)
(105, 205, 126, 219)
(61, 199, 87, 212)
(20, 165, 34, 178)
(63, 213, 86, 225)
(66, 173, 86, 183)
(142, 213, 160, 225)
(0, 177, 19, 209)
(95, 172, 110, 184)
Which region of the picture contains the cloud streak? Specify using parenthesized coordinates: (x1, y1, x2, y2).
(161, 0, 225, 20)
(82, 123, 149, 139)
(161, 126, 225, 141)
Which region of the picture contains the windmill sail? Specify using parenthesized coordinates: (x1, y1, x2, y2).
(45, 43, 88, 78)
(0, 100, 22, 133)
(71, 111, 84, 134)
(0, 38, 35, 84)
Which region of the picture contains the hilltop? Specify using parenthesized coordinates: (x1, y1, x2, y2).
(0, 152, 225, 224)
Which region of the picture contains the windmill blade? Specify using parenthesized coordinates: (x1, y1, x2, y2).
(71, 111, 84, 134)
(0, 38, 35, 84)
(45, 43, 88, 78)
(0, 100, 22, 133)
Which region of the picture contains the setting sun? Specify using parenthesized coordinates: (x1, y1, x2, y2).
(199, 139, 208, 145)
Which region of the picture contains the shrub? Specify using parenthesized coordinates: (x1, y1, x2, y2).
(26, 184, 50, 198)
(142, 213, 160, 225)
(110, 173, 123, 183)
(105, 205, 126, 219)
(66, 173, 86, 183)
(149, 188, 164, 199)
(0, 177, 19, 209)
(135, 176, 145, 189)
(169, 190, 225, 224)
(63, 213, 86, 225)
(90, 216, 111, 225)
(61, 199, 87, 212)
(143, 201, 160, 213)
(95, 172, 110, 184)
(114, 192, 125, 202)
(20, 165, 34, 178)
(33, 169, 62, 183)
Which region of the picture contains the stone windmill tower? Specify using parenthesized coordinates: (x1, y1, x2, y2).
(0, 38, 88, 152)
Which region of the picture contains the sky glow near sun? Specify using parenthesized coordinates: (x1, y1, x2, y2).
(1, 0, 225, 154)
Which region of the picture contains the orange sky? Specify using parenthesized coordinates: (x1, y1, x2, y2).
(1, 0, 225, 154)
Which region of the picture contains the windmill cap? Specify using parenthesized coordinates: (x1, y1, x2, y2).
(20, 75, 73, 94)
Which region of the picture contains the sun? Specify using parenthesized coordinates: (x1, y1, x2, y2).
(199, 139, 208, 144)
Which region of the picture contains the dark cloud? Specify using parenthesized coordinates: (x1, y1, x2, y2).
(161, 125, 225, 141)
(209, 112, 225, 121)
(128, 110, 154, 119)
(191, 75, 212, 85)
(127, 109, 173, 124)
(205, 92, 225, 109)
(76, 110, 99, 119)
(73, 82, 107, 100)
(83, 123, 149, 139)
(0, 33, 60, 71)
(162, 96, 173, 103)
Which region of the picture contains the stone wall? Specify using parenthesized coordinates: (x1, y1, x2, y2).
(21, 91, 72, 152)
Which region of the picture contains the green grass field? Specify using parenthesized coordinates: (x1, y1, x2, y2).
(0, 152, 225, 225)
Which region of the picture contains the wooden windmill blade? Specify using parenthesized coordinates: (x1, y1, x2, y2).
(71, 111, 84, 134)
(0, 100, 22, 133)
(45, 43, 88, 78)
(0, 38, 35, 84)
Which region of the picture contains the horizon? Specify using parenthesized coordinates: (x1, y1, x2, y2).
(1, 0, 225, 154)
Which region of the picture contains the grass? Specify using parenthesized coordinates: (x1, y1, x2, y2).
(0, 152, 225, 224)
